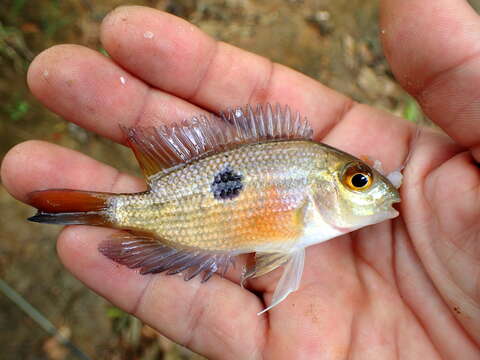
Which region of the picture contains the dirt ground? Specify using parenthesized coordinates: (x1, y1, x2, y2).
(1, 1, 479, 359)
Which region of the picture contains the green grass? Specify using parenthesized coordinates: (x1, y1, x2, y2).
(403, 97, 422, 123)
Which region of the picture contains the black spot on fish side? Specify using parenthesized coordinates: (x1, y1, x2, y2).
(211, 166, 243, 200)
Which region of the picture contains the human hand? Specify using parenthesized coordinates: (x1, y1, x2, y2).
(2, 2, 480, 358)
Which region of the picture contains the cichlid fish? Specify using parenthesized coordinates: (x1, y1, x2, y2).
(27, 104, 400, 314)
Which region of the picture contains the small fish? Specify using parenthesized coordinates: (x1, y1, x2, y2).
(27, 104, 400, 314)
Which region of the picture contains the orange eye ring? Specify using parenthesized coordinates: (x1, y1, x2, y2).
(342, 163, 373, 191)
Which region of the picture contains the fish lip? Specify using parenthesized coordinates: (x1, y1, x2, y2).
(388, 207, 400, 218)
(386, 199, 400, 218)
(379, 196, 400, 219)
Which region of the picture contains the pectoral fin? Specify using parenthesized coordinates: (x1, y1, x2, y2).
(241, 249, 306, 315)
(242, 252, 291, 284)
(257, 248, 305, 315)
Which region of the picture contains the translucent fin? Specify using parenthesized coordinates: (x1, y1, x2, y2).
(241, 252, 291, 287)
(257, 248, 305, 315)
(98, 232, 234, 282)
(123, 104, 313, 180)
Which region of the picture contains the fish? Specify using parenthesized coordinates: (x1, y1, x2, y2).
(27, 104, 400, 314)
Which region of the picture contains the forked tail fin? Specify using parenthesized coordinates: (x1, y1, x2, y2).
(27, 189, 113, 226)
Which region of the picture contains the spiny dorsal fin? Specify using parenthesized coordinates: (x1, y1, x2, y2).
(123, 104, 313, 179)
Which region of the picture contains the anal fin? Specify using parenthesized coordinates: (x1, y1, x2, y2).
(99, 232, 234, 282)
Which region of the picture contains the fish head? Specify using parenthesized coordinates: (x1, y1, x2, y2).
(312, 147, 401, 230)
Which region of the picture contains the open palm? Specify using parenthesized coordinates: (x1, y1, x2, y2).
(2, 2, 480, 359)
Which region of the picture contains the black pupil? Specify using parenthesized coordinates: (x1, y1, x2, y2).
(351, 173, 369, 188)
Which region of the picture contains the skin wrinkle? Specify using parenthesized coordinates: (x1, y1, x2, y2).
(186, 40, 219, 103)
(393, 317, 399, 360)
(122, 86, 154, 141)
(250, 312, 267, 360)
(446, 207, 480, 256)
(391, 221, 404, 312)
(130, 273, 155, 316)
(351, 228, 393, 286)
(182, 280, 258, 359)
(247, 59, 275, 106)
(427, 151, 478, 196)
(346, 312, 356, 360)
(392, 223, 441, 357)
(404, 133, 463, 202)
(475, 256, 480, 305)
(183, 281, 207, 350)
(411, 49, 480, 99)
(439, 224, 480, 304)
(410, 56, 480, 152)
(352, 223, 442, 358)
(412, 177, 480, 350)
(107, 169, 126, 195)
(346, 237, 372, 360)
(328, 99, 357, 141)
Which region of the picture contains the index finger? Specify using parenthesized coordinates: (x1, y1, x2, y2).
(100, 6, 352, 136)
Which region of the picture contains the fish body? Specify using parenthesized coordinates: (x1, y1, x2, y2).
(113, 140, 312, 252)
(27, 104, 400, 313)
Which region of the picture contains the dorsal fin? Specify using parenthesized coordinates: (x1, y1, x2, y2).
(123, 103, 313, 179)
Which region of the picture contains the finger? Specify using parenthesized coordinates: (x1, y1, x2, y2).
(380, 0, 480, 158)
(100, 6, 351, 137)
(27, 44, 206, 143)
(1, 141, 266, 358)
(1, 140, 144, 202)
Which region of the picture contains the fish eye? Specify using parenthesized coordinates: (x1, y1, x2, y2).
(342, 163, 373, 191)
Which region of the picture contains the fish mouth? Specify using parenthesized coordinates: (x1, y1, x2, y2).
(377, 193, 400, 219)
(386, 207, 400, 219)
(385, 198, 400, 218)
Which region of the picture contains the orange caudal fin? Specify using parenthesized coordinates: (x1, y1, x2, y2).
(27, 189, 113, 226)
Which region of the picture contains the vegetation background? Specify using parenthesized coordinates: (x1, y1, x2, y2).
(1, 0, 479, 359)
